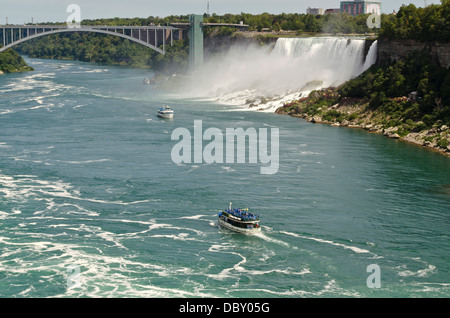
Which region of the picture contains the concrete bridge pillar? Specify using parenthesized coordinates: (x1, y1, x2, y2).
(189, 14, 204, 71)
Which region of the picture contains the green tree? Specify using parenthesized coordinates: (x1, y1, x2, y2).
(0, 47, 34, 73)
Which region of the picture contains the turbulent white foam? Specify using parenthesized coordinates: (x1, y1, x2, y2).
(0, 234, 214, 298)
(0, 172, 156, 210)
(207, 243, 247, 280)
(0, 173, 73, 203)
(255, 231, 292, 248)
(397, 258, 437, 278)
(398, 264, 436, 278)
(0, 73, 84, 117)
(181, 37, 377, 112)
(71, 69, 108, 74)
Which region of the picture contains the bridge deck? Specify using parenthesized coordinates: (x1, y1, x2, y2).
(171, 22, 249, 28)
(0, 25, 178, 29)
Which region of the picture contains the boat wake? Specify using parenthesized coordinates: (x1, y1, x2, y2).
(255, 232, 292, 248)
(280, 230, 371, 254)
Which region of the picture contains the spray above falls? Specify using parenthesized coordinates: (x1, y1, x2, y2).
(183, 37, 378, 112)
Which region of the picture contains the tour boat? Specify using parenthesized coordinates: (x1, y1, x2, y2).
(218, 203, 261, 234)
(157, 105, 174, 119)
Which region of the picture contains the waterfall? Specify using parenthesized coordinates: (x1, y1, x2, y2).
(183, 37, 378, 112)
(363, 40, 378, 71)
(271, 37, 368, 88)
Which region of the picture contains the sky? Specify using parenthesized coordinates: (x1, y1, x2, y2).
(0, 0, 443, 25)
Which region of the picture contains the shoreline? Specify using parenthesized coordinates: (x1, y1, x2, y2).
(276, 97, 450, 157)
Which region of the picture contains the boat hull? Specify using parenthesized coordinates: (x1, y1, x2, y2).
(157, 112, 174, 119)
(218, 218, 261, 235)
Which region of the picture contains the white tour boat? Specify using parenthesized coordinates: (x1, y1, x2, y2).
(218, 203, 261, 234)
(157, 105, 174, 119)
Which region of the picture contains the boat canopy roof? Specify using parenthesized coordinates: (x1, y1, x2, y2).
(158, 106, 173, 111)
(222, 208, 260, 221)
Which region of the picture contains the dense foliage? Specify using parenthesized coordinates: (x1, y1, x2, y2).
(37, 12, 376, 34)
(339, 51, 450, 126)
(16, 33, 188, 74)
(41, 15, 191, 27)
(0, 47, 34, 73)
(204, 12, 375, 34)
(379, 0, 450, 42)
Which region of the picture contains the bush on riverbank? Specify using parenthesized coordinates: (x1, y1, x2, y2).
(0, 47, 34, 73)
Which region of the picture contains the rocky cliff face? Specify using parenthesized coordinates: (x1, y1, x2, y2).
(378, 39, 450, 69)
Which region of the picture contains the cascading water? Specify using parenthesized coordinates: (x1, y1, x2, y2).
(272, 37, 366, 87)
(363, 40, 378, 72)
(183, 37, 378, 112)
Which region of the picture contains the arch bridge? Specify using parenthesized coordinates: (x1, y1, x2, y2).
(0, 15, 248, 70)
(0, 25, 180, 55)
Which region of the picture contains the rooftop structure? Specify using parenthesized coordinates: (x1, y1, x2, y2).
(325, 8, 341, 14)
(340, 1, 382, 16)
(307, 7, 325, 15)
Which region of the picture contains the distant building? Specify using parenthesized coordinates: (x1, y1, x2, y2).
(340, 1, 382, 16)
(307, 7, 325, 15)
(325, 8, 341, 14)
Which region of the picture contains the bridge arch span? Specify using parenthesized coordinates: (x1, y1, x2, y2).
(0, 27, 175, 55)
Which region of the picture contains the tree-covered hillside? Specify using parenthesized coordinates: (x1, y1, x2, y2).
(340, 51, 450, 126)
(379, 0, 450, 42)
(0, 47, 34, 73)
(204, 12, 375, 34)
(17, 33, 188, 75)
